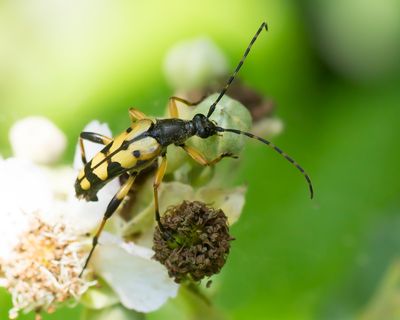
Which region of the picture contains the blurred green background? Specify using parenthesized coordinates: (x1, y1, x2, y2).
(1, 0, 400, 319)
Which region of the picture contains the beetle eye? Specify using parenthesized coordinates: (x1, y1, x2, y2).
(197, 127, 207, 138)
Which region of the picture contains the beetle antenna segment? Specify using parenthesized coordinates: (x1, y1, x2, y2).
(216, 127, 314, 199)
(206, 22, 268, 119)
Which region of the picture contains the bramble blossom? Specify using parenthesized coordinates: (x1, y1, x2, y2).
(0, 119, 178, 319)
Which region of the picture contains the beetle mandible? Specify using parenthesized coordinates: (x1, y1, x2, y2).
(75, 22, 314, 276)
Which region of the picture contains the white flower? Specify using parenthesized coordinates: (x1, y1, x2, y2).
(164, 37, 228, 90)
(0, 156, 96, 319)
(0, 158, 54, 261)
(9, 116, 67, 165)
(2, 218, 94, 320)
(93, 233, 178, 313)
(0, 118, 178, 318)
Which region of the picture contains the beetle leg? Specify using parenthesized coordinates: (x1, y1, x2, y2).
(129, 108, 147, 122)
(168, 96, 204, 118)
(79, 132, 112, 165)
(79, 173, 137, 277)
(153, 154, 167, 230)
(180, 144, 238, 166)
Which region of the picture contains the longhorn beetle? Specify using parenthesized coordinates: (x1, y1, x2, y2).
(75, 22, 314, 276)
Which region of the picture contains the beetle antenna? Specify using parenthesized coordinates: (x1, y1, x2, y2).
(207, 22, 268, 119)
(216, 127, 314, 199)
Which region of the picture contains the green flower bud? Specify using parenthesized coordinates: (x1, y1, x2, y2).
(251, 117, 284, 139)
(187, 94, 252, 161)
(164, 94, 251, 184)
(310, 0, 400, 81)
(164, 38, 228, 91)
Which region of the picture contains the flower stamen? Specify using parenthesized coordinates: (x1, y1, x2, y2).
(1, 218, 95, 319)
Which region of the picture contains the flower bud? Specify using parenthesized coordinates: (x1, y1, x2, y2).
(164, 38, 228, 91)
(188, 94, 252, 160)
(252, 117, 284, 138)
(9, 116, 66, 165)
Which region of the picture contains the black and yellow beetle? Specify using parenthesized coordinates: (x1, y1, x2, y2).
(75, 22, 314, 275)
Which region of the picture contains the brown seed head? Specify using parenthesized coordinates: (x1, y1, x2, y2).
(153, 201, 234, 283)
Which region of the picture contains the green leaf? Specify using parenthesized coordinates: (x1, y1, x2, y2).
(358, 260, 400, 320)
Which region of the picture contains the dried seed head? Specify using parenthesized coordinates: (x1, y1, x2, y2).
(1, 218, 94, 319)
(153, 201, 234, 283)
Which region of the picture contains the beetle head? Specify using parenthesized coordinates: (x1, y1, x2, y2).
(192, 113, 218, 138)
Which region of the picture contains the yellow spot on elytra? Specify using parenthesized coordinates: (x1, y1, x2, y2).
(111, 150, 137, 169)
(109, 136, 162, 170)
(81, 178, 91, 190)
(109, 119, 153, 154)
(91, 153, 106, 167)
(78, 169, 85, 179)
(93, 162, 108, 181)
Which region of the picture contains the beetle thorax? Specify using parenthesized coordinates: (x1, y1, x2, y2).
(150, 119, 196, 147)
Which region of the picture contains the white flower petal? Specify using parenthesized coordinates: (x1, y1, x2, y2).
(0, 158, 53, 260)
(73, 121, 113, 170)
(93, 234, 178, 313)
(61, 182, 119, 235)
(68, 121, 121, 233)
(0, 278, 7, 287)
(9, 116, 66, 165)
(43, 166, 77, 200)
(34, 164, 120, 234)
